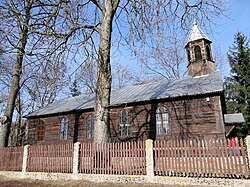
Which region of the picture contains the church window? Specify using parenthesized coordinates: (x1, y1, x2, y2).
(187, 49, 191, 62)
(60, 117, 68, 140)
(206, 45, 212, 61)
(87, 115, 95, 139)
(119, 110, 130, 137)
(156, 107, 169, 135)
(37, 120, 45, 141)
(194, 45, 202, 60)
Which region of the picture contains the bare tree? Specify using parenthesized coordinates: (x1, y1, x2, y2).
(44, 0, 228, 143)
(213, 45, 227, 73)
(74, 59, 98, 94)
(23, 51, 68, 111)
(78, 0, 228, 143)
(72, 59, 145, 94)
(0, 0, 68, 147)
(0, 51, 10, 115)
(0, 0, 229, 145)
(136, 27, 187, 80)
(112, 63, 145, 89)
(0, 0, 33, 147)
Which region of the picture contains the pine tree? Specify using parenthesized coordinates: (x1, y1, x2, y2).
(225, 32, 250, 138)
(70, 79, 81, 97)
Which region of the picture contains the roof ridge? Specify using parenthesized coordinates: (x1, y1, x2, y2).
(25, 72, 223, 118)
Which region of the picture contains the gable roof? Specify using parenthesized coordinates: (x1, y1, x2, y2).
(25, 71, 223, 118)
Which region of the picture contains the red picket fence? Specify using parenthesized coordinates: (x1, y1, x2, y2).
(0, 146, 23, 171)
(154, 138, 249, 178)
(0, 138, 249, 179)
(27, 142, 73, 173)
(79, 141, 146, 175)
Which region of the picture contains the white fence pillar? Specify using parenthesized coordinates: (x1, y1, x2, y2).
(245, 135, 250, 169)
(145, 139, 154, 177)
(73, 142, 80, 174)
(22, 145, 30, 173)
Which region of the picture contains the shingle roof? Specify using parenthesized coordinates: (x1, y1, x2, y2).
(186, 22, 211, 45)
(224, 113, 245, 124)
(25, 71, 223, 118)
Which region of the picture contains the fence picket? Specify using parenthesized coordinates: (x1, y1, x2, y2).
(0, 146, 23, 171)
(223, 138, 229, 177)
(0, 138, 249, 178)
(173, 139, 177, 175)
(179, 139, 184, 176)
(236, 138, 242, 177)
(205, 139, 209, 176)
(220, 140, 224, 177)
(182, 139, 186, 176)
(240, 138, 248, 177)
(187, 140, 192, 176)
(233, 139, 238, 176)
(217, 140, 223, 177)
(190, 140, 195, 176)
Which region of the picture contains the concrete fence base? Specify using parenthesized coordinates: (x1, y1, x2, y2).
(1, 171, 250, 187)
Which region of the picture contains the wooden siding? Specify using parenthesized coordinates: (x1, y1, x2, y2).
(26, 95, 225, 144)
(26, 114, 76, 144)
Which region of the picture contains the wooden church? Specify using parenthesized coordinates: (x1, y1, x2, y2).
(25, 23, 243, 144)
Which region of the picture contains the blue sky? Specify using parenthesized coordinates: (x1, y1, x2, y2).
(111, 0, 250, 80)
(217, 0, 250, 46)
(212, 0, 250, 76)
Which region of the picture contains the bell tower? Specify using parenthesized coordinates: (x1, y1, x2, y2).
(185, 22, 215, 77)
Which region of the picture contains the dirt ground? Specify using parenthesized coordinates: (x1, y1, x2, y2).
(0, 177, 208, 187)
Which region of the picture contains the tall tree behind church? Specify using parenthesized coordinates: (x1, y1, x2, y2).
(225, 32, 250, 138)
(0, 1, 69, 147)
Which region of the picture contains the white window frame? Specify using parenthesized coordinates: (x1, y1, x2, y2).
(119, 110, 130, 137)
(87, 115, 95, 139)
(156, 107, 169, 135)
(60, 117, 69, 140)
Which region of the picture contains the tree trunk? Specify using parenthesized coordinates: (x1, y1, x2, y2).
(94, 0, 113, 143)
(0, 1, 31, 147)
(16, 93, 22, 146)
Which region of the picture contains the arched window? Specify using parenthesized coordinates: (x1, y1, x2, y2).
(206, 45, 212, 61)
(37, 120, 45, 141)
(119, 110, 130, 137)
(60, 117, 68, 140)
(194, 45, 202, 60)
(87, 115, 95, 139)
(187, 49, 191, 62)
(156, 107, 169, 135)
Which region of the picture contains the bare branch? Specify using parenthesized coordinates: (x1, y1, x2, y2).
(90, 0, 104, 12)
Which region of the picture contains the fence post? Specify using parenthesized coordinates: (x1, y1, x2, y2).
(22, 145, 30, 173)
(245, 135, 250, 169)
(73, 142, 80, 174)
(145, 139, 154, 177)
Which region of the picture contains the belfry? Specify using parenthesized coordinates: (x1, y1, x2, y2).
(185, 22, 216, 77)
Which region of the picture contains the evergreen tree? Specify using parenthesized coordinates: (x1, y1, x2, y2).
(225, 32, 250, 138)
(70, 79, 81, 97)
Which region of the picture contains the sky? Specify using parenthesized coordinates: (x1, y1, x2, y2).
(211, 0, 250, 76)
(111, 0, 250, 80)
